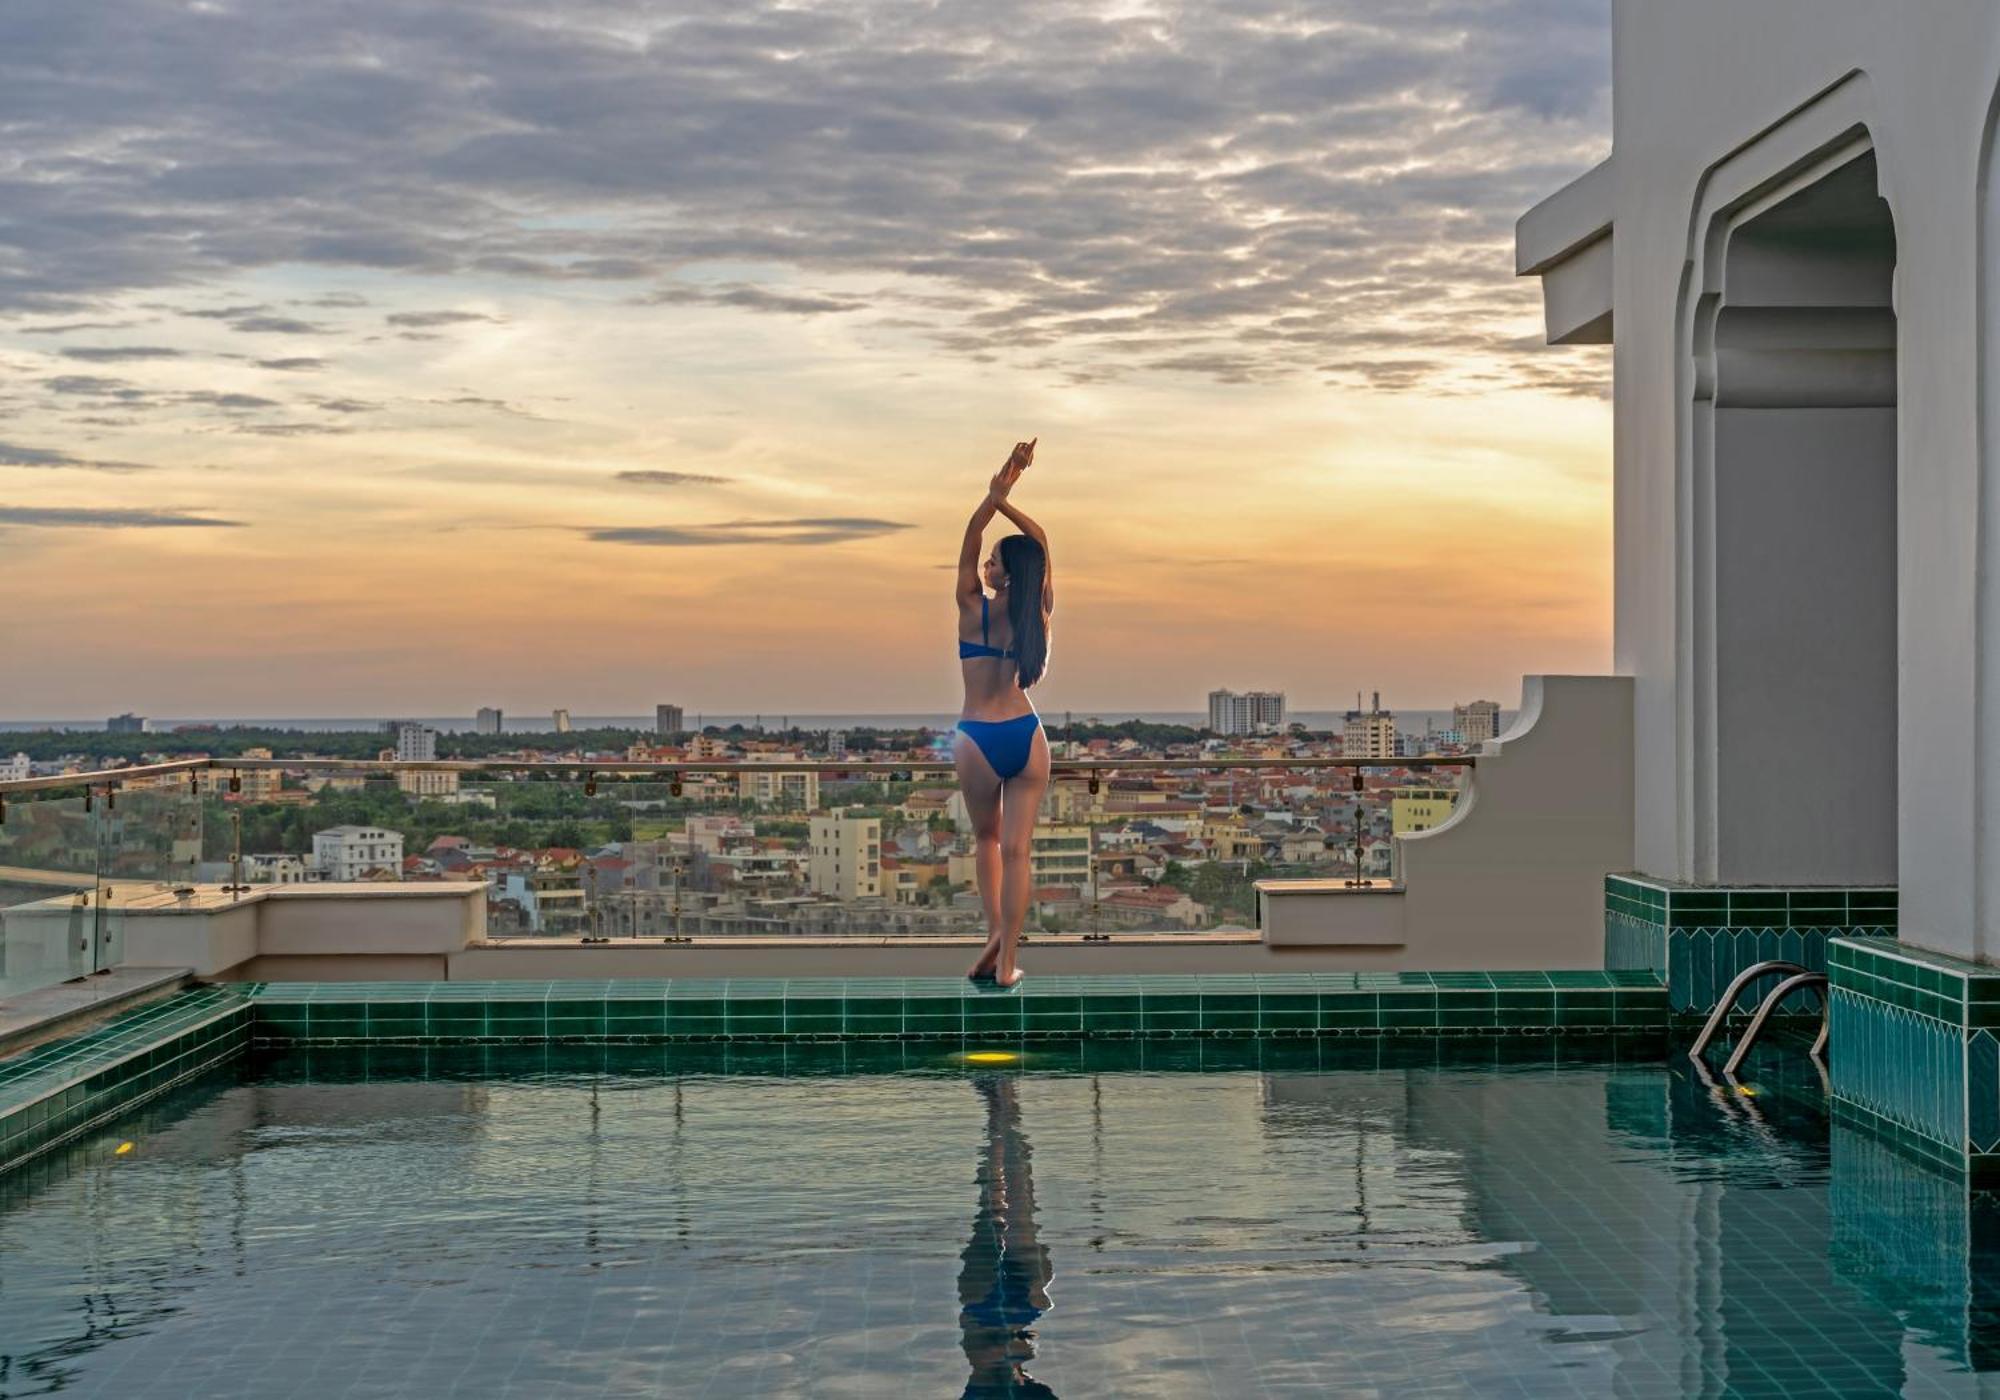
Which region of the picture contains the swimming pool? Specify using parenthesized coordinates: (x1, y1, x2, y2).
(0, 1037, 1989, 1398)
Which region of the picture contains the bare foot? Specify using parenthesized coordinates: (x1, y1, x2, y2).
(992, 967, 1025, 989)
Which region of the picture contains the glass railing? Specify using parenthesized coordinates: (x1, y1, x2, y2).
(0, 756, 1472, 958)
(0, 771, 204, 998)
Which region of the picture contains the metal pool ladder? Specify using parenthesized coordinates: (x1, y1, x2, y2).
(1688, 960, 1830, 1077)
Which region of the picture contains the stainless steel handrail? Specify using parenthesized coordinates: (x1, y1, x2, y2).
(0, 753, 1476, 795)
(1721, 972, 1829, 1077)
(1688, 960, 1808, 1061)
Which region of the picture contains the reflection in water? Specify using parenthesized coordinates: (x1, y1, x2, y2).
(959, 1075, 1057, 1398)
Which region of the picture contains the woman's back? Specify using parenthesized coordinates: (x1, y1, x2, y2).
(959, 592, 1033, 720)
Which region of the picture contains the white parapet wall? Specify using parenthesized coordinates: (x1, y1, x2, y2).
(87, 881, 485, 980)
(1255, 675, 1634, 969)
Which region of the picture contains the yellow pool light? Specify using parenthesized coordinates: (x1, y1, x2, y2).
(1735, 1086, 1759, 1097)
(963, 1051, 1021, 1066)
(115, 1142, 134, 1155)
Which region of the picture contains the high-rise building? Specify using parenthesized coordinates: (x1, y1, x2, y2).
(1207, 688, 1287, 736)
(656, 704, 684, 737)
(809, 810, 881, 901)
(392, 721, 438, 762)
(107, 713, 147, 734)
(476, 707, 503, 735)
(1453, 700, 1503, 745)
(1343, 692, 1397, 759)
(552, 708, 572, 734)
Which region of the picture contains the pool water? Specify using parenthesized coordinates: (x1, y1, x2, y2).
(0, 1038, 1992, 1398)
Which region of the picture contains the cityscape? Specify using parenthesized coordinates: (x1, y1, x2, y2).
(0, 691, 1504, 943)
(19, 3, 1997, 1397)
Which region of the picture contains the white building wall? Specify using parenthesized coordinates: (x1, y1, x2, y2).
(1524, 2, 2000, 958)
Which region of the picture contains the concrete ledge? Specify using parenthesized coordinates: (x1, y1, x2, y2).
(73, 882, 486, 978)
(0, 967, 193, 1059)
(1256, 881, 1406, 946)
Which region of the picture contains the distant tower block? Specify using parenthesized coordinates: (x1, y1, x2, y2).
(476, 707, 503, 735)
(656, 703, 684, 738)
(553, 708, 572, 734)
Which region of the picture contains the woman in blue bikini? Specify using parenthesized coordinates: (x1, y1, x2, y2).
(955, 438, 1053, 988)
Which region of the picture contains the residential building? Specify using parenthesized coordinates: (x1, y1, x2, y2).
(311, 825, 405, 882)
(493, 867, 588, 935)
(1207, 688, 1286, 735)
(391, 721, 438, 762)
(685, 814, 754, 855)
(107, 713, 147, 734)
(656, 704, 684, 737)
(1029, 825, 1093, 890)
(1453, 700, 1502, 745)
(808, 810, 881, 901)
(735, 761, 819, 810)
(1342, 693, 1397, 759)
(199, 748, 281, 801)
(476, 707, 504, 735)
(244, 853, 311, 884)
(397, 769, 462, 798)
(687, 734, 731, 761)
(553, 708, 572, 733)
(0, 753, 30, 782)
(1391, 787, 1460, 837)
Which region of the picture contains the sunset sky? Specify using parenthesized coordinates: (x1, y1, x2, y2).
(0, 0, 1612, 720)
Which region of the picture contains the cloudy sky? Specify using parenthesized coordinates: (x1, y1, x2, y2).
(0, 0, 1611, 720)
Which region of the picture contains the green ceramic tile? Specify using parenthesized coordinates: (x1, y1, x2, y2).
(723, 1015, 785, 1037)
(604, 1006, 667, 1034)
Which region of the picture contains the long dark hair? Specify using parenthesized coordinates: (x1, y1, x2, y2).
(999, 533, 1049, 690)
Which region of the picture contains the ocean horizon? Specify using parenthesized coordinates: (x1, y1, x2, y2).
(0, 708, 1507, 738)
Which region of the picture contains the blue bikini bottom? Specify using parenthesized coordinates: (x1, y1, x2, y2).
(957, 713, 1042, 782)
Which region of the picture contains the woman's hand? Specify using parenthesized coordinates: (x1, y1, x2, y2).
(988, 438, 1036, 499)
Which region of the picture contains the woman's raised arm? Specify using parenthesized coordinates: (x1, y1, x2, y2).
(957, 494, 1000, 605)
(957, 440, 1035, 605)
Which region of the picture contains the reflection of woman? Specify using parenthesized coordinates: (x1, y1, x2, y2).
(958, 1075, 1057, 1398)
(955, 439, 1055, 988)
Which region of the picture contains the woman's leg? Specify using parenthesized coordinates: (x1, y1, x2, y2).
(953, 730, 1006, 976)
(993, 727, 1053, 986)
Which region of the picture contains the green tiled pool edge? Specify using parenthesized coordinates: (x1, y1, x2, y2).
(0, 986, 249, 1175)
(0, 973, 1671, 1178)
(243, 972, 1670, 1046)
(1607, 874, 1898, 1013)
(1829, 935, 2000, 1186)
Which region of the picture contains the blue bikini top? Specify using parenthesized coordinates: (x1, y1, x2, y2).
(959, 594, 1016, 660)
